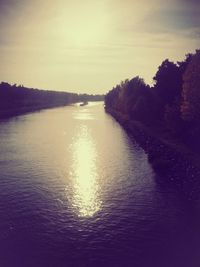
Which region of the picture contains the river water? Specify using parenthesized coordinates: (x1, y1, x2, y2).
(0, 102, 200, 267)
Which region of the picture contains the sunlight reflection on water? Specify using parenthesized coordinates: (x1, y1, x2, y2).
(69, 124, 101, 217)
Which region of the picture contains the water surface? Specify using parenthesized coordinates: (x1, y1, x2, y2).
(0, 103, 200, 267)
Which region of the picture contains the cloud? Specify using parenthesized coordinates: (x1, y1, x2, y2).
(0, 0, 23, 21)
(178, 0, 200, 5)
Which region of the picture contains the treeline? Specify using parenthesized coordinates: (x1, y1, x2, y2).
(0, 82, 104, 118)
(105, 49, 200, 152)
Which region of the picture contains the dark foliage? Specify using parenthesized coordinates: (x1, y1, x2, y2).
(0, 82, 104, 118)
(105, 49, 200, 152)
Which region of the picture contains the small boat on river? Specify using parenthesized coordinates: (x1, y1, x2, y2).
(80, 101, 88, 106)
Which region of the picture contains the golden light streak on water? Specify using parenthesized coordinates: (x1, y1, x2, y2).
(70, 125, 101, 217)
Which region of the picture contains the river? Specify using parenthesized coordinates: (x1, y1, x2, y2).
(0, 102, 200, 267)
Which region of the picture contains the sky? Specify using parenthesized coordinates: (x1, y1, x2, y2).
(0, 0, 199, 94)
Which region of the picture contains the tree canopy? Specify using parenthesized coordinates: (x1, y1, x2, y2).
(105, 49, 200, 149)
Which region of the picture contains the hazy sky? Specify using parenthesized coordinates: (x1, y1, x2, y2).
(0, 0, 199, 93)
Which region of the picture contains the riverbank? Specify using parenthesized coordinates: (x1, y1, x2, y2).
(105, 107, 200, 186)
(0, 103, 71, 119)
(0, 101, 104, 119)
(0, 82, 104, 119)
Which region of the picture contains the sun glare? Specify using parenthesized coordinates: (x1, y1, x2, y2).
(54, 2, 110, 46)
(69, 125, 101, 217)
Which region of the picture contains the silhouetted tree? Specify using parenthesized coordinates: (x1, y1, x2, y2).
(105, 76, 159, 125)
(153, 59, 182, 105)
(105, 49, 200, 150)
(181, 50, 200, 123)
(0, 82, 104, 118)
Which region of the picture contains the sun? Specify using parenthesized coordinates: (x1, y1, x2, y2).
(53, 2, 110, 46)
(68, 18, 106, 45)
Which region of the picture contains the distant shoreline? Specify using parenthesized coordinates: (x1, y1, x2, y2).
(0, 82, 104, 119)
(0, 100, 104, 119)
(0, 103, 70, 119)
